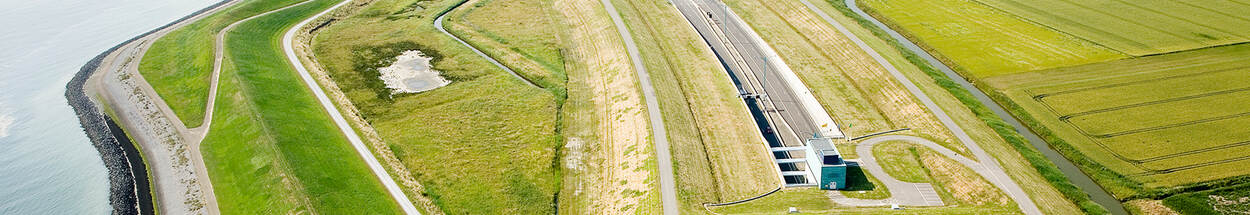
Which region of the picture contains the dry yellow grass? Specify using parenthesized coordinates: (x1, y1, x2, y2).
(724, 0, 965, 154)
(608, 0, 780, 212)
(554, 0, 659, 213)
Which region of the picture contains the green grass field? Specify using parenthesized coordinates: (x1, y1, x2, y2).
(859, 0, 1124, 78)
(985, 43, 1250, 198)
(311, 0, 561, 213)
(196, 0, 402, 213)
(972, 0, 1250, 56)
(1162, 183, 1250, 214)
(139, 0, 304, 127)
(444, 0, 566, 91)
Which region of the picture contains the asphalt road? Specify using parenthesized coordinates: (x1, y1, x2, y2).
(282, 0, 420, 214)
(671, 0, 820, 149)
(799, 0, 1042, 214)
(435, 2, 539, 88)
(599, 0, 679, 214)
(836, 0, 1127, 213)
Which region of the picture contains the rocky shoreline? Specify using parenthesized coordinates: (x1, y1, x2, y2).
(63, 1, 229, 214)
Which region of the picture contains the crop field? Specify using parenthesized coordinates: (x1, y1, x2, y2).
(973, 0, 1250, 56)
(985, 43, 1250, 197)
(139, 0, 304, 127)
(725, 0, 1094, 213)
(196, 0, 403, 213)
(859, 0, 1124, 78)
(607, 0, 782, 212)
(310, 0, 560, 213)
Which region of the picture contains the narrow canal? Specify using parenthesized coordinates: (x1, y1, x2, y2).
(841, 0, 1127, 214)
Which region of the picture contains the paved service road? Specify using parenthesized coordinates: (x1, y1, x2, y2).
(835, 0, 1126, 213)
(435, 2, 539, 88)
(599, 0, 679, 214)
(799, 0, 1041, 214)
(283, 0, 420, 214)
(671, 0, 821, 148)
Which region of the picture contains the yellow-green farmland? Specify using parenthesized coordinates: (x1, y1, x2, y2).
(973, 0, 1250, 56)
(858, 0, 1124, 78)
(985, 43, 1250, 197)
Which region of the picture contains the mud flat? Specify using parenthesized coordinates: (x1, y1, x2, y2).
(378, 50, 449, 94)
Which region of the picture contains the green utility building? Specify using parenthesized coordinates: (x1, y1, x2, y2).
(806, 138, 847, 190)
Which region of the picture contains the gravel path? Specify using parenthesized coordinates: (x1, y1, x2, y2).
(282, 0, 420, 214)
(798, 1, 1041, 214)
(599, 0, 679, 213)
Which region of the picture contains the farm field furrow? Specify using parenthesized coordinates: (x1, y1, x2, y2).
(1032, 68, 1250, 114)
(1065, 91, 1250, 135)
(987, 43, 1250, 196)
(1103, 116, 1250, 162)
(973, 0, 1250, 55)
(858, 0, 1124, 78)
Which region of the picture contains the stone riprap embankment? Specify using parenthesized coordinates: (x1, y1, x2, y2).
(64, 1, 231, 214)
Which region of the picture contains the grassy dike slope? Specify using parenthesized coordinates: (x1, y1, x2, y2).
(197, 0, 402, 213)
(444, 0, 567, 91)
(139, 0, 305, 127)
(719, 0, 1089, 214)
(607, 0, 781, 213)
(310, 0, 559, 213)
(722, 0, 971, 156)
(813, 0, 1098, 213)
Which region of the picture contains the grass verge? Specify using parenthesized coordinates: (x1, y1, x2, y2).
(823, 0, 1106, 213)
(198, 0, 403, 213)
(310, 0, 560, 213)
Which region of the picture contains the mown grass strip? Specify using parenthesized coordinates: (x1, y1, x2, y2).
(139, 0, 306, 127)
(200, 0, 402, 213)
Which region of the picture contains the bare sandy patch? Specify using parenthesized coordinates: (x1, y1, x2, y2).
(377, 50, 449, 94)
(1127, 199, 1178, 215)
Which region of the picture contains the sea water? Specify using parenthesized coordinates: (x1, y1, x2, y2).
(0, 0, 214, 213)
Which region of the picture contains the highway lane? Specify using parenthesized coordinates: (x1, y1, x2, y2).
(670, 1, 823, 185)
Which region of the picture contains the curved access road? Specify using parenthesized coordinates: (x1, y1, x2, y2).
(796, 0, 1041, 214)
(434, 1, 538, 88)
(599, 0, 678, 214)
(193, 0, 315, 141)
(832, 135, 1001, 207)
(281, 0, 420, 214)
(823, 0, 1126, 214)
